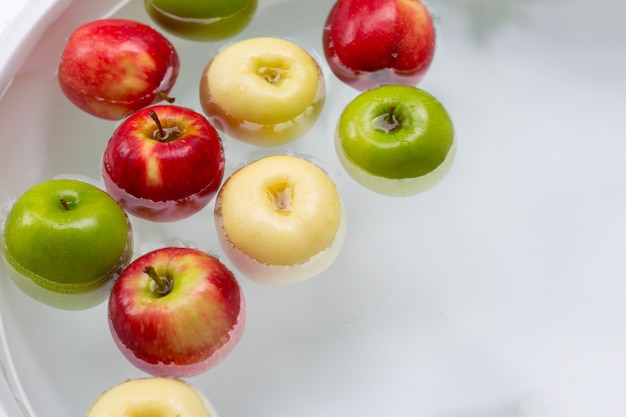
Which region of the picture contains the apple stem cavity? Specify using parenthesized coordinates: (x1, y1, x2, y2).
(258, 66, 284, 84)
(143, 265, 173, 296)
(266, 183, 293, 213)
(373, 105, 401, 133)
(149, 110, 182, 142)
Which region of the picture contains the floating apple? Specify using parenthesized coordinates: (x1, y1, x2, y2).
(86, 377, 218, 417)
(108, 247, 245, 378)
(1, 179, 133, 310)
(214, 154, 346, 285)
(102, 104, 225, 222)
(199, 37, 325, 146)
(144, 0, 258, 42)
(322, 0, 436, 91)
(335, 84, 455, 196)
(58, 18, 180, 120)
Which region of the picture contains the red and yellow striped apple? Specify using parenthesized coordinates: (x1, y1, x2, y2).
(108, 247, 245, 378)
(102, 104, 225, 222)
(322, 0, 436, 91)
(58, 18, 180, 120)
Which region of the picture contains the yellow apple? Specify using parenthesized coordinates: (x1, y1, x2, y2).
(214, 154, 346, 285)
(199, 37, 326, 147)
(86, 377, 218, 417)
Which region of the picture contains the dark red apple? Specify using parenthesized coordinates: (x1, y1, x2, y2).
(102, 104, 225, 222)
(58, 18, 180, 120)
(108, 247, 245, 377)
(322, 0, 436, 91)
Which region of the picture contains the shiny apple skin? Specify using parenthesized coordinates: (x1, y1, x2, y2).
(144, 0, 258, 42)
(322, 0, 436, 91)
(1, 179, 133, 310)
(102, 105, 225, 222)
(58, 18, 180, 120)
(108, 247, 246, 378)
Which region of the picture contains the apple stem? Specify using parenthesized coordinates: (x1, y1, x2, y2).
(143, 265, 172, 296)
(373, 105, 401, 133)
(150, 110, 166, 139)
(149, 110, 182, 142)
(157, 91, 175, 103)
(386, 105, 397, 126)
(59, 199, 71, 211)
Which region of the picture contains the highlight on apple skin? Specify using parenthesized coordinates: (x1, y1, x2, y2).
(108, 247, 245, 378)
(199, 37, 326, 147)
(102, 104, 225, 223)
(144, 0, 258, 42)
(214, 154, 347, 285)
(86, 377, 219, 417)
(322, 0, 436, 91)
(1, 179, 133, 310)
(335, 84, 455, 197)
(58, 18, 180, 120)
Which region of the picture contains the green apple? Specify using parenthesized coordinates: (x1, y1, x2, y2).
(144, 0, 257, 42)
(335, 84, 456, 196)
(1, 179, 133, 310)
(86, 377, 218, 417)
(199, 37, 326, 146)
(214, 154, 346, 285)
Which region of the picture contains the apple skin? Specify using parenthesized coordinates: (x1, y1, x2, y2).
(199, 37, 326, 147)
(86, 377, 219, 417)
(322, 0, 436, 91)
(58, 18, 180, 120)
(144, 0, 258, 42)
(1, 179, 133, 310)
(214, 154, 346, 285)
(102, 104, 225, 222)
(335, 84, 455, 196)
(108, 247, 245, 378)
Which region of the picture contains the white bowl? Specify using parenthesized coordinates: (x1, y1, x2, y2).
(1, 0, 626, 416)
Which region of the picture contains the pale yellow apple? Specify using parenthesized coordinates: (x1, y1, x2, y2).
(214, 154, 346, 285)
(199, 37, 326, 146)
(86, 377, 218, 417)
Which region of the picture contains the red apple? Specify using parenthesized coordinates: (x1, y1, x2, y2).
(58, 18, 180, 120)
(108, 247, 245, 378)
(322, 0, 436, 91)
(102, 104, 225, 222)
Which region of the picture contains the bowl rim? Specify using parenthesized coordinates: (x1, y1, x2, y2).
(0, 0, 78, 100)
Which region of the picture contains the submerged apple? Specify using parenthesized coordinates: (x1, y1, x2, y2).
(144, 0, 258, 42)
(102, 104, 225, 222)
(1, 179, 133, 310)
(58, 18, 180, 120)
(323, 0, 436, 90)
(335, 84, 455, 196)
(199, 37, 326, 146)
(86, 377, 219, 417)
(214, 154, 346, 285)
(108, 247, 245, 377)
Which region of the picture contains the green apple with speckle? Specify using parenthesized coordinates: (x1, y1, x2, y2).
(1, 179, 133, 310)
(144, 0, 258, 42)
(335, 84, 455, 196)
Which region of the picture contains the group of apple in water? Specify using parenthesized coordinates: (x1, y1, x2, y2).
(1, 0, 455, 414)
